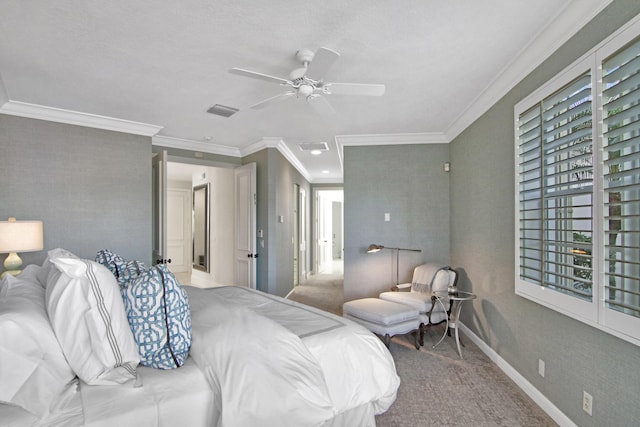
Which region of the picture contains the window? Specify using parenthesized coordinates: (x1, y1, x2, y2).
(515, 15, 640, 346)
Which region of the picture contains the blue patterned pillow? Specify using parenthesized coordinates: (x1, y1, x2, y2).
(96, 249, 146, 289)
(122, 265, 191, 369)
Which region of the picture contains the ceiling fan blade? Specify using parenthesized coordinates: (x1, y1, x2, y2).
(305, 47, 340, 80)
(307, 94, 335, 115)
(229, 68, 291, 85)
(324, 83, 386, 96)
(249, 92, 296, 110)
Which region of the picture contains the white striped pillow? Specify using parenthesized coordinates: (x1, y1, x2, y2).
(46, 258, 139, 385)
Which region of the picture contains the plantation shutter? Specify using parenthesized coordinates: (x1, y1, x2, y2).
(518, 71, 594, 299)
(518, 107, 543, 284)
(602, 36, 640, 319)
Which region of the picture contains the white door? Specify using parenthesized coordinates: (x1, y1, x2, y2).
(152, 150, 168, 266)
(167, 188, 190, 273)
(234, 163, 257, 288)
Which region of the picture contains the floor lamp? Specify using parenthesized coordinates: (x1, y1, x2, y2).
(367, 244, 421, 286)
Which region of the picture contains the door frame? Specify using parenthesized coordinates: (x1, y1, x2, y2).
(312, 187, 343, 275)
(155, 152, 256, 287)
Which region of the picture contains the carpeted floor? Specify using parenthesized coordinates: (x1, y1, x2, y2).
(286, 273, 557, 427)
(285, 273, 344, 316)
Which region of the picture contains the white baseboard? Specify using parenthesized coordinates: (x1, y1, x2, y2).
(459, 323, 576, 427)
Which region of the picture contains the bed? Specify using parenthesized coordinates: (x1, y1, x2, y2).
(0, 252, 399, 427)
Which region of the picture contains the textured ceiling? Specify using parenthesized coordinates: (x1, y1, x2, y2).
(0, 1, 611, 182)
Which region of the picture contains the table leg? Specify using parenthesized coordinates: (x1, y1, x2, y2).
(452, 302, 465, 359)
(431, 296, 449, 349)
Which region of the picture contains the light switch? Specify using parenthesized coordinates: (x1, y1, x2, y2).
(384, 213, 390, 222)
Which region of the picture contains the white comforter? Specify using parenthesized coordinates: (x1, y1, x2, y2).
(186, 286, 400, 427)
(2, 285, 399, 427)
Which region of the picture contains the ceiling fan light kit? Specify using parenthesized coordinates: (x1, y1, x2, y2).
(229, 47, 385, 115)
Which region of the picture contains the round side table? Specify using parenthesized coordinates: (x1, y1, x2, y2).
(432, 290, 476, 359)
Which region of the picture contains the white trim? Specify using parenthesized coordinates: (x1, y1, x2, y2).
(0, 100, 163, 136)
(446, 0, 613, 142)
(153, 135, 241, 157)
(242, 137, 313, 183)
(335, 132, 448, 146)
(459, 323, 577, 427)
(240, 136, 283, 156)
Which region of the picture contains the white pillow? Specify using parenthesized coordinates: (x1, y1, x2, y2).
(36, 247, 79, 288)
(46, 257, 139, 385)
(0, 272, 76, 417)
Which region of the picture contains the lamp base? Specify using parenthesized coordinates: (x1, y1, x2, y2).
(2, 252, 23, 279)
(0, 269, 21, 279)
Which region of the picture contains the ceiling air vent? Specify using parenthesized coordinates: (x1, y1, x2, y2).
(298, 142, 329, 152)
(207, 104, 239, 118)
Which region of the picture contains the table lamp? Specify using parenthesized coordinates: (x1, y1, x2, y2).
(0, 217, 44, 279)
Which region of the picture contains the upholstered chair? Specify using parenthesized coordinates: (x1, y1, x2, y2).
(379, 262, 457, 346)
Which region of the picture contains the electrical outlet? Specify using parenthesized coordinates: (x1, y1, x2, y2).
(583, 391, 593, 416)
(538, 359, 545, 377)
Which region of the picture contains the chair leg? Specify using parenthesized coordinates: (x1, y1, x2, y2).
(419, 324, 425, 347)
(413, 330, 420, 350)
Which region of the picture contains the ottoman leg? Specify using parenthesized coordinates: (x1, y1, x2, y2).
(383, 334, 391, 348)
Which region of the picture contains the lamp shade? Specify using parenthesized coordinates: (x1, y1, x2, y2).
(0, 218, 44, 253)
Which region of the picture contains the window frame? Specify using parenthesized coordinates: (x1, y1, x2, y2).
(514, 14, 640, 347)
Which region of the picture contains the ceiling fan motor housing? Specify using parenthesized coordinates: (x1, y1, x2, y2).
(295, 48, 315, 65)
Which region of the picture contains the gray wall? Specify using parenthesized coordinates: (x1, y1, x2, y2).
(449, 1, 640, 426)
(344, 144, 450, 301)
(0, 114, 152, 266)
(244, 148, 311, 297)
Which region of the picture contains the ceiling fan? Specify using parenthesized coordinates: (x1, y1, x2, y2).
(229, 47, 385, 115)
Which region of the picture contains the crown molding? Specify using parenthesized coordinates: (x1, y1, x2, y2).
(240, 136, 283, 157)
(311, 177, 343, 185)
(444, 0, 613, 141)
(0, 100, 163, 136)
(152, 135, 241, 157)
(335, 132, 449, 147)
(241, 137, 312, 183)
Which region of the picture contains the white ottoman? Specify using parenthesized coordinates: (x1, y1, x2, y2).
(343, 298, 420, 349)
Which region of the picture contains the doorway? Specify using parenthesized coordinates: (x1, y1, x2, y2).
(313, 188, 343, 275)
(156, 159, 255, 288)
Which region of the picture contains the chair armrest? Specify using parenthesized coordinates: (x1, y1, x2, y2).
(392, 283, 411, 292)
